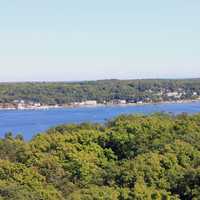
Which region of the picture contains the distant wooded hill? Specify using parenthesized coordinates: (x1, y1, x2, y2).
(0, 79, 200, 104)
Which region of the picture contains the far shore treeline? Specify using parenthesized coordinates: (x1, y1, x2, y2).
(1, 79, 200, 105)
(1, 113, 200, 199)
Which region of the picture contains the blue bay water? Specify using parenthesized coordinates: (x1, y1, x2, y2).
(0, 102, 200, 140)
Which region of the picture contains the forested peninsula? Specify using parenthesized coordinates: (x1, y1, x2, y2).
(1, 113, 200, 199)
(1, 79, 200, 109)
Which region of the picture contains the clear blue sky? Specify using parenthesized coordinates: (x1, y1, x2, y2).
(0, 0, 200, 81)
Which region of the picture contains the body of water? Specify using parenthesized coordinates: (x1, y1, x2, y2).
(0, 102, 200, 140)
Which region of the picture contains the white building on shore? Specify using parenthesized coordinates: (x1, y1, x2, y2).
(83, 100, 97, 106)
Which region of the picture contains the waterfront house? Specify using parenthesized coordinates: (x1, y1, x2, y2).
(110, 99, 127, 105)
(83, 100, 97, 106)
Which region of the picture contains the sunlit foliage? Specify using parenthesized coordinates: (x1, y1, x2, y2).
(1, 113, 200, 199)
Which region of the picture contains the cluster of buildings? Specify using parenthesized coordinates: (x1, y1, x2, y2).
(0, 100, 44, 110)
(107, 99, 144, 105)
(157, 90, 199, 100)
(0, 99, 144, 110)
(69, 100, 97, 107)
(0, 100, 99, 110)
(104, 90, 200, 105)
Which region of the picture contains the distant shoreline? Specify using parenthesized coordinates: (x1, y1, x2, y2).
(0, 99, 200, 111)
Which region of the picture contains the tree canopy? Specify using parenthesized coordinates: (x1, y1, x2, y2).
(1, 113, 200, 199)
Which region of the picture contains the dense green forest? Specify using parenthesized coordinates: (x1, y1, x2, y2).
(1, 113, 200, 199)
(1, 79, 200, 104)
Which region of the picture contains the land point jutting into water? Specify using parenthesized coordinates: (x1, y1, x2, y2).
(1, 79, 200, 110)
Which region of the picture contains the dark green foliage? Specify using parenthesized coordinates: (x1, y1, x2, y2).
(1, 113, 200, 199)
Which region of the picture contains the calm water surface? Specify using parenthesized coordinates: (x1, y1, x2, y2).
(0, 102, 200, 140)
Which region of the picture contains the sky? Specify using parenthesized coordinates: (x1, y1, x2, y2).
(0, 0, 200, 82)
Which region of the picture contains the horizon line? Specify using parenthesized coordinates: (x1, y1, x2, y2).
(0, 77, 200, 84)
